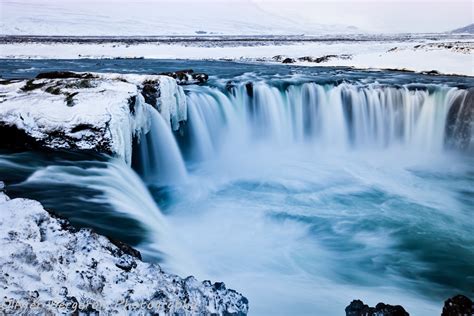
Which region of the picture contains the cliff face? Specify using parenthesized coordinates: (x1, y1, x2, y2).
(0, 72, 187, 165)
(0, 186, 249, 315)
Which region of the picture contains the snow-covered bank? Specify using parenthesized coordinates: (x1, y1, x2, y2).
(0, 73, 188, 164)
(0, 187, 249, 315)
(1, 38, 472, 76)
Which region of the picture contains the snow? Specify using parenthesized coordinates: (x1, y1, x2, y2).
(0, 188, 249, 314)
(292, 46, 474, 76)
(1, 39, 472, 76)
(0, 0, 360, 36)
(0, 73, 187, 164)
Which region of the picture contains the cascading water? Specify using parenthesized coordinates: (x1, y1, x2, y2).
(183, 82, 472, 161)
(21, 159, 169, 239)
(134, 103, 188, 186)
(13, 157, 191, 265)
(160, 80, 474, 315)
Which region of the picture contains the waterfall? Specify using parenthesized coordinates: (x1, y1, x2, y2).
(21, 159, 171, 245)
(133, 77, 188, 186)
(134, 104, 188, 186)
(181, 82, 472, 161)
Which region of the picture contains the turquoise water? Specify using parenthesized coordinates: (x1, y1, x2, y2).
(161, 146, 473, 315)
(1, 60, 473, 315)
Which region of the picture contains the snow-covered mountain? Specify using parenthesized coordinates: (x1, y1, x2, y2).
(451, 23, 474, 34)
(0, 0, 361, 36)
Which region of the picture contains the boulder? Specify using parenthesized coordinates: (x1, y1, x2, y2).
(159, 69, 209, 84)
(345, 299, 409, 316)
(282, 57, 295, 64)
(441, 295, 473, 316)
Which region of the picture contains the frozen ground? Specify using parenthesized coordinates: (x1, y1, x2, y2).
(1, 36, 472, 76)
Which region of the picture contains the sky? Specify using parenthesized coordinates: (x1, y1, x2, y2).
(254, 0, 473, 33)
(0, 0, 472, 35)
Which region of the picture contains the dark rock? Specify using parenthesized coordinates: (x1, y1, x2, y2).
(314, 54, 337, 63)
(441, 295, 473, 316)
(159, 69, 208, 84)
(108, 238, 142, 260)
(272, 55, 285, 62)
(45, 86, 62, 95)
(245, 82, 253, 98)
(127, 95, 137, 115)
(282, 57, 295, 64)
(345, 299, 409, 316)
(192, 72, 209, 83)
(213, 282, 226, 291)
(225, 81, 235, 92)
(345, 299, 368, 316)
(65, 92, 79, 107)
(59, 287, 68, 297)
(141, 80, 159, 107)
(297, 56, 315, 62)
(422, 70, 441, 75)
(21, 79, 47, 92)
(70, 124, 100, 134)
(0, 79, 20, 85)
(297, 54, 352, 63)
(36, 71, 96, 80)
(64, 79, 95, 89)
(374, 303, 409, 316)
(81, 303, 99, 316)
(115, 256, 137, 272)
(0, 124, 43, 151)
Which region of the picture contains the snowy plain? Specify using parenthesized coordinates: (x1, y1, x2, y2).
(1, 38, 472, 76)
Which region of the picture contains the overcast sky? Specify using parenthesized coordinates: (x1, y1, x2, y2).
(0, 0, 472, 35)
(254, 0, 473, 33)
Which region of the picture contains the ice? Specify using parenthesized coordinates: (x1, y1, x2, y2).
(0, 73, 188, 164)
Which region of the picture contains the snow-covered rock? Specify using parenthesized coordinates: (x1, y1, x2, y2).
(0, 188, 249, 315)
(0, 72, 188, 165)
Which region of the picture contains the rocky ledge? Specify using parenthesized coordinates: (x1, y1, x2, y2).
(345, 295, 473, 316)
(0, 71, 191, 165)
(345, 300, 409, 316)
(0, 185, 248, 315)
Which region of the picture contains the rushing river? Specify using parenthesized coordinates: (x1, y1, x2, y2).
(1, 59, 473, 315)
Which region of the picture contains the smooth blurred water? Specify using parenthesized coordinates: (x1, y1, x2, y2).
(157, 143, 473, 315)
(1, 60, 473, 315)
(2, 58, 474, 88)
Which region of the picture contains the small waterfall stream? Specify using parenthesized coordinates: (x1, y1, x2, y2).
(135, 103, 188, 186)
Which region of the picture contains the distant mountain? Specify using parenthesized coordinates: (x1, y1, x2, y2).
(451, 23, 474, 34)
